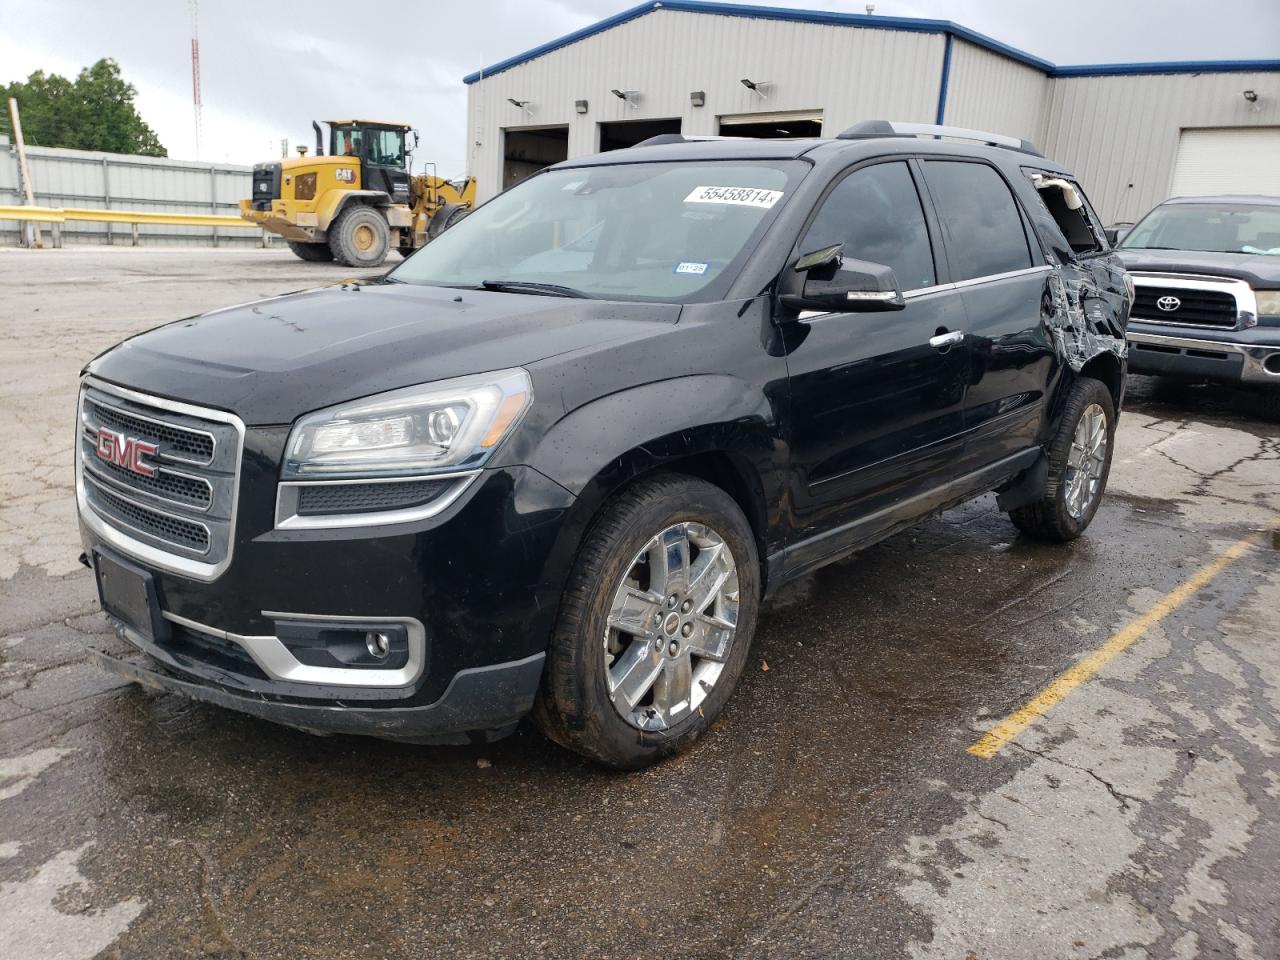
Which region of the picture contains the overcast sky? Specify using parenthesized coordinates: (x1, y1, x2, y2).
(2, 0, 1277, 174)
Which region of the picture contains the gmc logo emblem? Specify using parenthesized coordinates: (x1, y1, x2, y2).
(95, 427, 158, 477)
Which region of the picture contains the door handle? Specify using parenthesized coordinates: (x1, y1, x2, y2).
(929, 330, 965, 351)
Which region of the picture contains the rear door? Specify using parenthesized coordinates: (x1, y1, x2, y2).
(780, 159, 969, 572)
(917, 159, 1056, 468)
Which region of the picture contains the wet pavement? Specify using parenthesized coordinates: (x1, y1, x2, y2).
(2, 248, 1278, 960)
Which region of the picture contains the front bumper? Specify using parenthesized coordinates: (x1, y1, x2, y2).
(90, 639, 544, 744)
(1126, 323, 1280, 385)
(80, 441, 578, 740)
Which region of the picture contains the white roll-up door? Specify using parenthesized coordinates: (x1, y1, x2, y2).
(1169, 127, 1280, 197)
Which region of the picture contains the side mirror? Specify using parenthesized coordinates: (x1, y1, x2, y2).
(1104, 224, 1131, 246)
(780, 246, 905, 314)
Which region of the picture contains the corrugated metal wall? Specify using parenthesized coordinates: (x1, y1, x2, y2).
(942, 40, 1050, 146)
(1041, 71, 1280, 222)
(467, 8, 945, 200)
(0, 139, 254, 246)
(468, 9, 1280, 223)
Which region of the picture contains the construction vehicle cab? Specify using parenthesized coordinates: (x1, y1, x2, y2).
(240, 119, 475, 267)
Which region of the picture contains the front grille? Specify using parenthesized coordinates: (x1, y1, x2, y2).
(297, 479, 452, 516)
(86, 397, 214, 462)
(1132, 287, 1238, 329)
(78, 382, 241, 575)
(87, 479, 210, 552)
(88, 455, 213, 509)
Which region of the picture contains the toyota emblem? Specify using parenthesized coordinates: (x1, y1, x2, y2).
(1156, 295, 1181, 312)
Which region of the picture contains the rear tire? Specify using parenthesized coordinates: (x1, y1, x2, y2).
(1008, 377, 1116, 542)
(286, 241, 334, 262)
(328, 205, 390, 267)
(533, 474, 760, 769)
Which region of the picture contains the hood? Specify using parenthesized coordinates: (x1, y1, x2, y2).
(86, 280, 680, 425)
(1116, 249, 1280, 288)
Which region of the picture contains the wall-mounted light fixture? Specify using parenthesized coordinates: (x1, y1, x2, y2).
(506, 98, 533, 119)
(740, 78, 771, 100)
(611, 89, 640, 110)
(1242, 89, 1258, 103)
(575, 99, 589, 114)
(690, 90, 706, 107)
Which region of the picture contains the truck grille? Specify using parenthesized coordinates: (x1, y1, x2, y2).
(78, 381, 243, 579)
(1132, 285, 1239, 329)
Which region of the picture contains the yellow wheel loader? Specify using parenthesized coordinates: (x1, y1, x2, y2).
(239, 120, 476, 267)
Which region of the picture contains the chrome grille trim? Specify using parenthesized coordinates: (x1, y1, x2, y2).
(84, 395, 217, 465)
(76, 377, 245, 582)
(1129, 272, 1258, 332)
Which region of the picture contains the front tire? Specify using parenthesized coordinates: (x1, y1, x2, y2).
(328, 205, 390, 267)
(1009, 377, 1116, 541)
(533, 475, 760, 769)
(286, 241, 334, 262)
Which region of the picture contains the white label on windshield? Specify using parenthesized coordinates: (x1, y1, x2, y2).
(675, 261, 709, 275)
(684, 185, 783, 208)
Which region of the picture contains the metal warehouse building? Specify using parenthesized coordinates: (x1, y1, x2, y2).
(464, 0, 1280, 220)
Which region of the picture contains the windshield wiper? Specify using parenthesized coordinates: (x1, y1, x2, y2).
(480, 279, 587, 298)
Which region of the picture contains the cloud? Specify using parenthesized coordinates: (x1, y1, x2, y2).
(2, 0, 1277, 173)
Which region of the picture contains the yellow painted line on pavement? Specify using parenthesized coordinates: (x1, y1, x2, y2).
(968, 522, 1275, 759)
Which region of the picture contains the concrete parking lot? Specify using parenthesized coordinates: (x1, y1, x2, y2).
(1, 247, 1277, 960)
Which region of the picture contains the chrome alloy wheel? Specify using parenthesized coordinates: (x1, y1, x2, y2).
(604, 522, 740, 731)
(1064, 402, 1108, 519)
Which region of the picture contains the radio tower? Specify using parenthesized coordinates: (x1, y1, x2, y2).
(189, 0, 203, 159)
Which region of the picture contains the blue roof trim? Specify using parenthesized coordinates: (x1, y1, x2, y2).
(461, 0, 1279, 85)
(1053, 59, 1280, 78)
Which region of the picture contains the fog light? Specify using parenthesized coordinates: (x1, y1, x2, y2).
(365, 631, 391, 659)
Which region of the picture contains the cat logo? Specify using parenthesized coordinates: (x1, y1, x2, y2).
(335, 168, 356, 184)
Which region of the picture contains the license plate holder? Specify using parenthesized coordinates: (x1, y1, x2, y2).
(93, 549, 169, 644)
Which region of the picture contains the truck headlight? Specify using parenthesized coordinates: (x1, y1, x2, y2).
(282, 369, 532, 479)
(1255, 290, 1280, 317)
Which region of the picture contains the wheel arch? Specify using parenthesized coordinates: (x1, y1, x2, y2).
(522, 376, 782, 598)
(1079, 350, 1125, 412)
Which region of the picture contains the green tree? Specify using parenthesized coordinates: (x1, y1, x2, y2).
(1, 58, 166, 157)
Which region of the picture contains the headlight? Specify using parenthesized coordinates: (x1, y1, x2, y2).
(1255, 290, 1280, 317)
(282, 369, 532, 479)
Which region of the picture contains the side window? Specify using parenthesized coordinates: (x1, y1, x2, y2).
(922, 160, 1034, 281)
(1029, 173, 1104, 256)
(800, 162, 936, 291)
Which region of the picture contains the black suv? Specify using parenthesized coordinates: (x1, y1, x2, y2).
(1116, 195, 1280, 417)
(78, 121, 1130, 768)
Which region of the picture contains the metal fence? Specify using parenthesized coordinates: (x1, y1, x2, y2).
(0, 134, 258, 247)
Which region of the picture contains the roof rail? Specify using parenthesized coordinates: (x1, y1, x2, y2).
(633, 133, 748, 147)
(836, 120, 1043, 157)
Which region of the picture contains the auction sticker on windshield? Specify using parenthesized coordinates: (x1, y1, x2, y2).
(684, 186, 783, 208)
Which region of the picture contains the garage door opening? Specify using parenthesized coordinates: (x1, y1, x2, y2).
(719, 111, 823, 139)
(599, 118, 683, 152)
(503, 126, 569, 190)
(1170, 127, 1280, 198)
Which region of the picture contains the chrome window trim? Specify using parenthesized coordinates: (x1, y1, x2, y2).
(77, 377, 244, 582)
(273, 470, 482, 530)
(798, 265, 1052, 323)
(83, 393, 218, 466)
(161, 610, 428, 688)
(1129, 272, 1257, 331)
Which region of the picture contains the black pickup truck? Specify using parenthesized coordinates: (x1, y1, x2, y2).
(78, 121, 1130, 768)
(1116, 195, 1280, 417)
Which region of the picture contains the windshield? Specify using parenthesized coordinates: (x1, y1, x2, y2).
(1120, 202, 1280, 256)
(389, 160, 806, 302)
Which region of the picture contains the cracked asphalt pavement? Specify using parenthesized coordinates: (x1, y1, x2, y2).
(2, 248, 1278, 959)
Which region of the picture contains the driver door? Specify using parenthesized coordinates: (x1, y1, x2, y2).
(780, 159, 970, 574)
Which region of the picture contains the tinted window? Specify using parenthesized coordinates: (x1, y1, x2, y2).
(801, 162, 935, 291)
(923, 161, 1033, 280)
